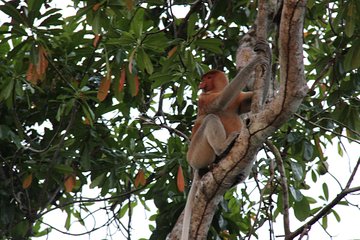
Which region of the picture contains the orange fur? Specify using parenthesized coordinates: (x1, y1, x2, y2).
(182, 70, 253, 240)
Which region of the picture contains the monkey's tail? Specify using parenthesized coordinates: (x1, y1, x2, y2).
(181, 171, 200, 240)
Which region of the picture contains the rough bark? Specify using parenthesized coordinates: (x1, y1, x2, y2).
(168, 0, 308, 239)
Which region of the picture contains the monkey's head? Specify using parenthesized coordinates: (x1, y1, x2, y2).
(200, 70, 228, 93)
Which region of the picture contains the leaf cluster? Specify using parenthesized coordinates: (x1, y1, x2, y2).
(0, 0, 359, 239)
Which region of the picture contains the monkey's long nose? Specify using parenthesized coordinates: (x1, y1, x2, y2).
(198, 81, 206, 90)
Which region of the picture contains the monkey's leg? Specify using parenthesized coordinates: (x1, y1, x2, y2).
(187, 114, 237, 169)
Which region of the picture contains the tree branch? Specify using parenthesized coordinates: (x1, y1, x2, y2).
(266, 140, 291, 237)
(345, 157, 360, 189)
(288, 185, 360, 239)
(286, 156, 360, 239)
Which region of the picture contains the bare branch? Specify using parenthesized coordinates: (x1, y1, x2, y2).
(345, 157, 360, 189)
(288, 185, 360, 240)
(266, 140, 291, 237)
(138, 115, 189, 142)
(295, 113, 360, 144)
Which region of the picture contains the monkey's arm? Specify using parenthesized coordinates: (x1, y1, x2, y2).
(216, 42, 270, 110)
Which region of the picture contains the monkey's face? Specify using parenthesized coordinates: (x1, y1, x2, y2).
(199, 75, 213, 92)
(200, 71, 228, 93)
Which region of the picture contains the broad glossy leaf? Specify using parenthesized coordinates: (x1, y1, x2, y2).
(150, 72, 177, 89)
(345, 2, 356, 37)
(344, 40, 360, 72)
(0, 3, 27, 25)
(90, 173, 106, 189)
(294, 197, 310, 221)
(290, 161, 304, 181)
(92, 11, 101, 34)
(289, 186, 303, 202)
(130, 8, 144, 37)
(194, 38, 223, 54)
(137, 48, 153, 74)
(53, 164, 74, 174)
(303, 141, 313, 161)
(39, 13, 63, 27)
(187, 13, 198, 38)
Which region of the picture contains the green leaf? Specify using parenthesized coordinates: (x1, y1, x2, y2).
(150, 72, 177, 89)
(53, 164, 74, 174)
(28, 0, 45, 13)
(7, 38, 31, 59)
(90, 173, 106, 189)
(0, 79, 15, 102)
(65, 212, 71, 230)
(311, 169, 317, 182)
(343, 40, 360, 72)
(194, 38, 223, 54)
(28, 0, 45, 24)
(80, 100, 95, 126)
(11, 220, 29, 237)
(73, 211, 85, 226)
(322, 182, 329, 201)
(142, 31, 169, 52)
(118, 203, 129, 218)
(332, 209, 341, 222)
(337, 142, 343, 157)
(108, 31, 136, 46)
(187, 13, 198, 38)
(289, 186, 303, 202)
(294, 197, 310, 221)
(130, 8, 144, 37)
(0, 3, 28, 26)
(92, 11, 101, 34)
(303, 141, 313, 161)
(290, 161, 304, 181)
(39, 13, 63, 26)
(345, 2, 356, 37)
(137, 48, 153, 74)
(322, 215, 328, 229)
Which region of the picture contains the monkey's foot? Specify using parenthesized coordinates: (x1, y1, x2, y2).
(214, 132, 239, 163)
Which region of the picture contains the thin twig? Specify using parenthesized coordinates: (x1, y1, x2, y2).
(295, 113, 360, 144)
(38, 171, 165, 218)
(52, 103, 79, 163)
(266, 140, 291, 237)
(138, 115, 189, 142)
(45, 55, 76, 92)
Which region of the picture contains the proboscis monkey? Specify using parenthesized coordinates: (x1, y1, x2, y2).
(181, 41, 270, 240)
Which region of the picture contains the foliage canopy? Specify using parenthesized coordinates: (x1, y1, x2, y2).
(0, 0, 359, 239)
